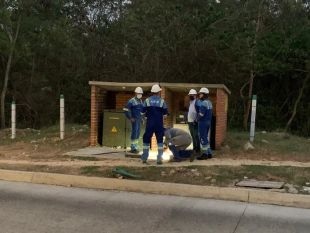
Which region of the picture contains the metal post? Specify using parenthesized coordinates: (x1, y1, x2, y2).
(250, 95, 257, 142)
(11, 101, 16, 140)
(60, 94, 65, 140)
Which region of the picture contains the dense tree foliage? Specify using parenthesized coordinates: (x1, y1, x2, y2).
(0, 0, 309, 136)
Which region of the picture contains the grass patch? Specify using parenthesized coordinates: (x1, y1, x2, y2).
(0, 124, 89, 145)
(0, 164, 77, 174)
(224, 131, 310, 161)
(77, 164, 310, 193)
(79, 166, 113, 177)
(0, 163, 309, 194)
(80, 166, 100, 175)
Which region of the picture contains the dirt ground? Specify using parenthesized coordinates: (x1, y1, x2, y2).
(0, 126, 309, 195)
(0, 126, 89, 161)
(0, 126, 309, 164)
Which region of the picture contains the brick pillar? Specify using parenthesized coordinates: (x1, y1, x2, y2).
(215, 89, 228, 149)
(89, 86, 104, 146)
(161, 87, 173, 128)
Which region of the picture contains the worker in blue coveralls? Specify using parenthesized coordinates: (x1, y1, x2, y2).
(195, 87, 213, 160)
(141, 84, 168, 165)
(123, 87, 144, 154)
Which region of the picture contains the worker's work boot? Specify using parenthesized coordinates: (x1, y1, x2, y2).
(157, 160, 163, 165)
(168, 145, 182, 162)
(157, 143, 164, 163)
(142, 160, 149, 165)
(207, 148, 213, 159)
(197, 154, 208, 160)
(172, 157, 182, 162)
(141, 143, 150, 161)
(190, 151, 197, 162)
(129, 149, 139, 154)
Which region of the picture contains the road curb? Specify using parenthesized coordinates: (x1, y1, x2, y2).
(0, 169, 309, 208)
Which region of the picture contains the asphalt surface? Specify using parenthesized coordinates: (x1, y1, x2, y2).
(0, 180, 310, 233)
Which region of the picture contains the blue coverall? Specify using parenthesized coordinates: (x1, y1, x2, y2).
(123, 97, 143, 151)
(141, 95, 168, 162)
(196, 98, 213, 156)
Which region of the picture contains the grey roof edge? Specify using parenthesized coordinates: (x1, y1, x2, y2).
(89, 81, 231, 95)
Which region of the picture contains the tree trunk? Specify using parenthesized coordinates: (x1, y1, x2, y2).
(243, 72, 255, 130)
(285, 73, 310, 132)
(241, 1, 263, 130)
(1, 16, 21, 129)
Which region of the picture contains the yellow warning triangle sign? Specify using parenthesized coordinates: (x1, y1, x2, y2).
(111, 126, 118, 133)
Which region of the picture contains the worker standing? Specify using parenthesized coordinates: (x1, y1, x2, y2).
(187, 89, 200, 156)
(196, 87, 213, 160)
(164, 128, 192, 162)
(123, 87, 144, 154)
(141, 84, 168, 165)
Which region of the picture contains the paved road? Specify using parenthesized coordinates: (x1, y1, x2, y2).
(0, 181, 309, 233)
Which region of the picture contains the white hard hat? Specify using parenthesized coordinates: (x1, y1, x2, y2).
(199, 87, 209, 94)
(134, 87, 143, 94)
(188, 89, 197, 95)
(151, 84, 162, 93)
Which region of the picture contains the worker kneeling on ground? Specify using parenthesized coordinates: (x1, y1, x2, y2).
(195, 87, 213, 160)
(123, 87, 144, 154)
(164, 128, 192, 162)
(141, 84, 168, 165)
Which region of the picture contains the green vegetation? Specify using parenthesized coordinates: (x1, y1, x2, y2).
(0, 124, 89, 146)
(0, 163, 309, 194)
(103, 165, 310, 188)
(223, 131, 310, 161)
(80, 166, 100, 175)
(80, 166, 111, 177)
(78, 164, 310, 194)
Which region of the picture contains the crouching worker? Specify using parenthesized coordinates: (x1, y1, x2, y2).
(164, 128, 192, 162)
(123, 87, 144, 154)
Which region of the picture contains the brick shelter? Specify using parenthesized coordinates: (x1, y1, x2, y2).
(89, 81, 230, 149)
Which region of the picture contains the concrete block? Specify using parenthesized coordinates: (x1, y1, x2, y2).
(249, 190, 310, 208)
(0, 169, 33, 183)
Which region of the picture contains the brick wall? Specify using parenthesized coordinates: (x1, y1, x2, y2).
(89, 86, 105, 146)
(161, 87, 173, 128)
(115, 92, 133, 110)
(215, 88, 228, 148)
